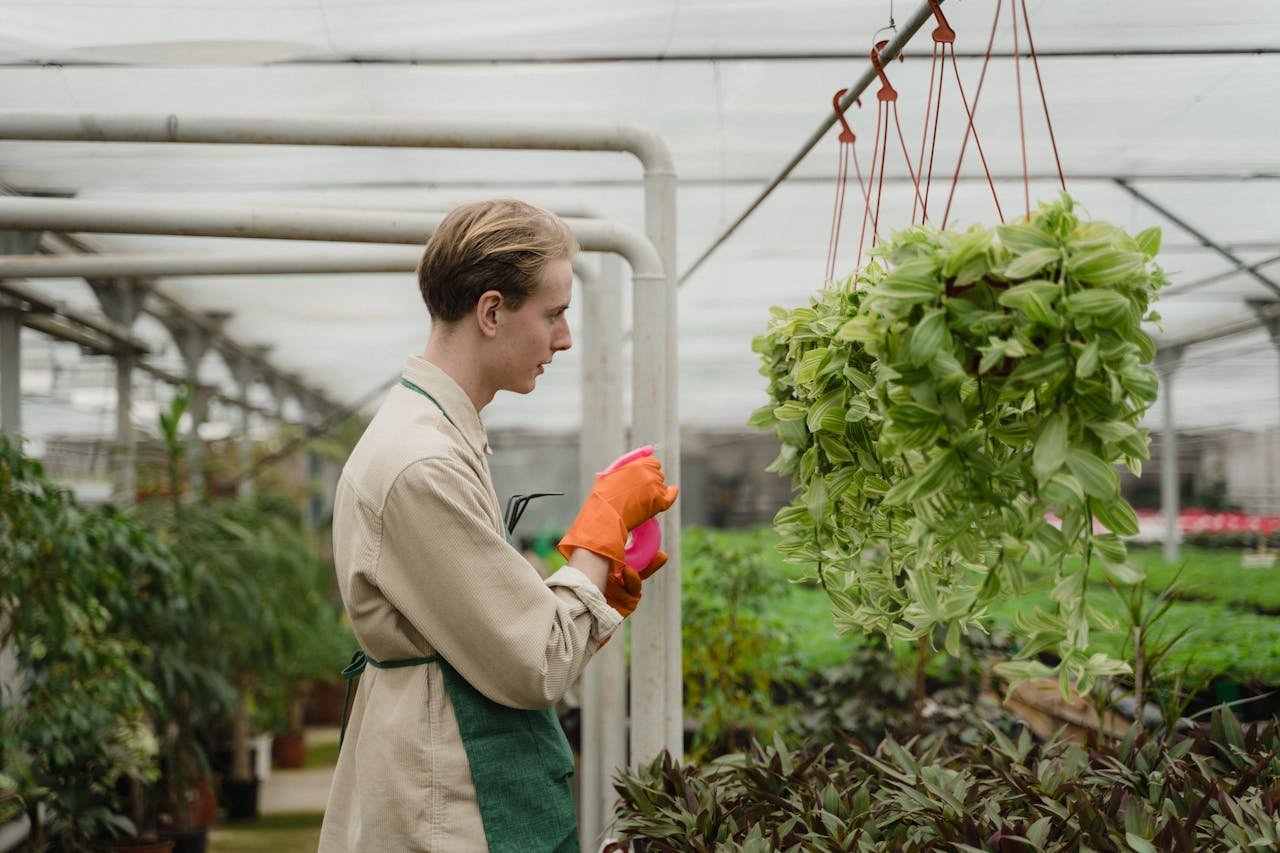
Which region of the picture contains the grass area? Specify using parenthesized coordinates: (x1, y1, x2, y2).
(1115, 545, 1280, 613)
(209, 812, 323, 853)
(303, 738, 340, 769)
(980, 571, 1280, 686)
(732, 526, 1280, 688)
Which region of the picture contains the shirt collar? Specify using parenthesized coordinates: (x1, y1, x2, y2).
(401, 356, 492, 457)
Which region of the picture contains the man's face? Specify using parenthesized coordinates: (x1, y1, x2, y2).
(493, 256, 573, 395)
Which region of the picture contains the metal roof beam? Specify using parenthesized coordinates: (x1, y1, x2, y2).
(1114, 178, 1280, 299)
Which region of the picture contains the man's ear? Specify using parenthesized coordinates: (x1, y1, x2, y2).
(476, 290, 504, 338)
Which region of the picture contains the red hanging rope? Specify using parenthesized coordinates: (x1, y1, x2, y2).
(1020, 0, 1066, 191)
(912, 0, 957, 225)
(942, 0, 1005, 229)
(858, 41, 927, 263)
(830, 0, 1068, 278)
(826, 89, 869, 283)
(857, 89, 886, 270)
(1011, 0, 1030, 218)
(912, 43, 941, 225)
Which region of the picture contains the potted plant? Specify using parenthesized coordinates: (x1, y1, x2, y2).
(752, 195, 1167, 700)
(269, 598, 354, 770)
(163, 495, 341, 816)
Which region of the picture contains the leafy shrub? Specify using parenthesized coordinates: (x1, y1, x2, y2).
(0, 437, 175, 847)
(610, 706, 1280, 851)
(681, 527, 803, 756)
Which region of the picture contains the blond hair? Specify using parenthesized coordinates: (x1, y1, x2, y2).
(418, 198, 578, 322)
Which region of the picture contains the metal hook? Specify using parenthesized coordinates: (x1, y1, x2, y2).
(832, 89, 861, 143)
(869, 40, 899, 103)
(927, 0, 956, 44)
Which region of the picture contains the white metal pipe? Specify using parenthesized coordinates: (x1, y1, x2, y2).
(0, 112, 676, 177)
(0, 198, 664, 280)
(0, 249, 422, 278)
(632, 170, 681, 763)
(577, 254, 627, 850)
(1, 109, 682, 764)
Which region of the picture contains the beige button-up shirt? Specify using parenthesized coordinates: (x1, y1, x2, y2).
(319, 356, 621, 852)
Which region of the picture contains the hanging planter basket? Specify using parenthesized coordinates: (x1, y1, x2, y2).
(753, 194, 1167, 693)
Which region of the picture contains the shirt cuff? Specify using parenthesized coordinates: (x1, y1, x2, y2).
(547, 565, 624, 638)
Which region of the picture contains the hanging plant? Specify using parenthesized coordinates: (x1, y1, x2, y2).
(751, 195, 1166, 695)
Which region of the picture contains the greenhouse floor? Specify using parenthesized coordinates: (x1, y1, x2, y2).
(257, 727, 337, 814)
(207, 728, 335, 852)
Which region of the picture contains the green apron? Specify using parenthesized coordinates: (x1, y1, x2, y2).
(336, 376, 580, 852)
(340, 650, 579, 852)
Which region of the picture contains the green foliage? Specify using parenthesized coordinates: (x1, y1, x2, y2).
(680, 527, 1019, 758)
(158, 384, 192, 510)
(0, 437, 168, 848)
(0, 436, 348, 843)
(981, 566, 1280, 687)
(775, 641, 914, 751)
(681, 527, 801, 757)
(751, 195, 1167, 695)
(156, 496, 352, 737)
(611, 705, 1280, 851)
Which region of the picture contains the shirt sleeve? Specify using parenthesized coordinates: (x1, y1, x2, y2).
(371, 453, 622, 709)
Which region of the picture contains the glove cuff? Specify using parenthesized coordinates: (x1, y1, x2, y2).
(557, 494, 629, 571)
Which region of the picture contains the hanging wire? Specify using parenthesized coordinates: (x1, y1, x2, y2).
(826, 91, 870, 282)
(942, 0, 1005, 227)
(912, 39, 943, 224)
(1011, 0, 1031, 218)
(1019, 0, 1067, 191)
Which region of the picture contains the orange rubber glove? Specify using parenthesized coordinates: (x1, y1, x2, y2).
(604, 566, 643, 618)
(603, 550, 668, 619)
(557, 456, 678, 571)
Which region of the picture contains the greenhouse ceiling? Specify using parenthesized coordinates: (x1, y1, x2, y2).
(1, 0, 1278, 438)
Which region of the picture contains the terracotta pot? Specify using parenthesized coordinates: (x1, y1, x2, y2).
(271, 730, 307, 768)
(189, 775, 218, 829)
(304, 680, 348, 726)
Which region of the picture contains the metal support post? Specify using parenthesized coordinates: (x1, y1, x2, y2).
(226, 349, 261, 501)
(577, 255, 627, 850)
(1156, 347, 1185, 563)
(0, 308, 20, 438)
(632, 162, 681, 764)
(1252, 301, 1280, 515)
(269, 374, 291, 424)
(90, 279, 150, 506)
(163, 312, 226, 500)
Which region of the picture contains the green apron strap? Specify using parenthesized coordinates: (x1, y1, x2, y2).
(400, 377, 458, 428)
(437, 657, 579, 853)
(338, 648, 440, 747)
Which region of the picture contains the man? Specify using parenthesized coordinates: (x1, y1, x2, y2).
(319, 198, 677, 852)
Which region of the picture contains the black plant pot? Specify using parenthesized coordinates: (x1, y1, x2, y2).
(160, 827, 208, 853)
(221, 778, 260, 821)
